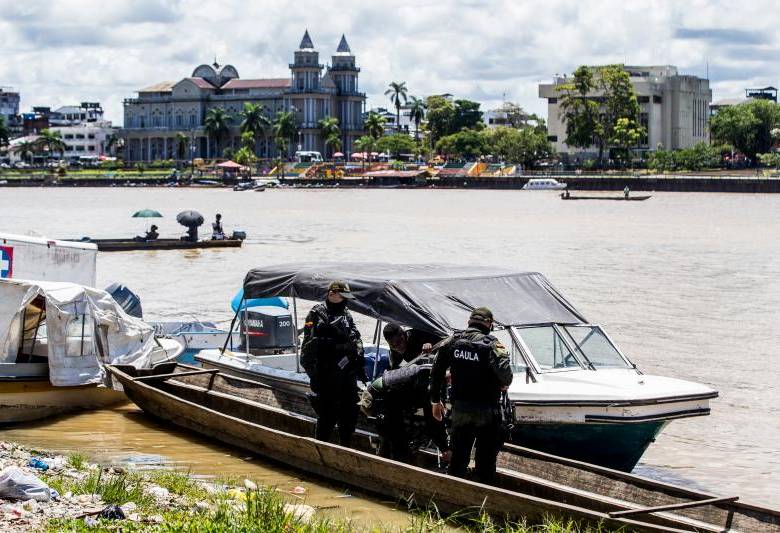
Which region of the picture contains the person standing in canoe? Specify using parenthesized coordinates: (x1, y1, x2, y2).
(300, 281, 365, 447)
(624, 186, 630, 199)
(211, 214, 225, 240)
(429, 307, 513, 483)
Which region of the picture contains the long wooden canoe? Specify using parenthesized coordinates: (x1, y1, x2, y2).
(108, 364, 780, 532)
(73, 238, 243, 252)
(561, 195, 652, 201)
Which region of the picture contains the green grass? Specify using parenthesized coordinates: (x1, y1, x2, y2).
(67, 452, 89, 471)
(43, 468, 153, 508)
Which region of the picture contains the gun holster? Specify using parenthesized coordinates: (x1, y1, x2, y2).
(307, 392, 321, 416)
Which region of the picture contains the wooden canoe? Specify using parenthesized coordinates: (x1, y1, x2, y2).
(108, 364, 780, 532)
(74, 238, 243, 252)
(561, 195, 652, 201)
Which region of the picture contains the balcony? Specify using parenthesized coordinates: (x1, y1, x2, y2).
(286, 88, 337, 95)
(338, 90, 366, 98)
(289, 63, 324, 70)
(329, 65, 360, 73)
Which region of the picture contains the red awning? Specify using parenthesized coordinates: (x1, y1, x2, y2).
(217, 160, 243, 168)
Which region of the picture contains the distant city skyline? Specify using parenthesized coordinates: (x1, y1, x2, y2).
(1, 0, 778, 126)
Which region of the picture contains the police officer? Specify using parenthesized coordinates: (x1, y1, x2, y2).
(382, 323, 442, 369)
(300, 280, 365, 447)
(429, 307, 512, 483)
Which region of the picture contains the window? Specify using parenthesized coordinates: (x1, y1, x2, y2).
(491, 329, 527, 373)
(637, 96, 650, 104)
(88, 146, 95, 151)
(87, 134, 95, 139)
(562, 326, 629, 368)
(547, 135, 558, 142)
(64, 134, 73, 140)
(75, 146, 85, 151)
(515, 326, 581, 371)
(653, 95, 662, 104)
(75, 134, 85, 139)
(548, 97, 558, 104)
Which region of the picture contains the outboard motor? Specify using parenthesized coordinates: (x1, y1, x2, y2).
(238, 305, 295, 354)
(104, 282, 143, 318)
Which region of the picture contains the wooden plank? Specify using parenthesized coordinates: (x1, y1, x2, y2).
(131, 369, 219, 382)
(609, 497, 740, 518)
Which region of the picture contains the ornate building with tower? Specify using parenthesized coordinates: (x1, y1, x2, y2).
(121, 31, 366, 162)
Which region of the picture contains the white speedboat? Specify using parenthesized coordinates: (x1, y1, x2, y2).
(191, 262, 716, 472)
(0, 278, 182, 423)
(522, 178, 567, 190)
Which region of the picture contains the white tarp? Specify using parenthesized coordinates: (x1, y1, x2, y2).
(0, 279, 159, 386)
(0, 233, 97, 287)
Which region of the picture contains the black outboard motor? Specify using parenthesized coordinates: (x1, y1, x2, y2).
(238, 305, 295, 354)
(105, 282, 143, 318)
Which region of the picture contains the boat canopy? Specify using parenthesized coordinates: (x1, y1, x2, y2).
(243, 263, 586, 335)
(0, 279, 161, 386)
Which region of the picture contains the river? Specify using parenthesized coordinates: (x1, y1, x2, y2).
(1, 187, 778, 512)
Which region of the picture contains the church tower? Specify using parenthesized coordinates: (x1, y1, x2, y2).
(329, 34, 364, 155)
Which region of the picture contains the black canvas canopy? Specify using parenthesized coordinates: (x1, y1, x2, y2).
(243, 263, 587, 336)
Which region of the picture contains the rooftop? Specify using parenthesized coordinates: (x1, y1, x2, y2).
(139, 81, 175, 93)
(222, 78, 291, 89)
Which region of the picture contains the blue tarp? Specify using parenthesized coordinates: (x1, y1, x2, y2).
(230, 288, 288, 313)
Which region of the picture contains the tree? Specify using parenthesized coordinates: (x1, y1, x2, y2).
(364, 111, 386, 140)
(435, 129, 487, 159)
(318, 117, 341, 157)
(376, 133, 416, 158)
(611, 117, 643, 165)
(407, 96, 426, 142)
(353, 135, 375, 170)
(0, 116, 9, 147)
(271, 110, 298, 178)
(425, 95, 455, 147)
(710, 99, 780, 163)
(384, 81, 408, 133)
(13, 140, 37, 164)
(452, 99, 484, 132)
(557, 65, 644, 164)
(204, 107, 232, 158)
(175, 132, 189, 160)
(39, 129, 67, 159)
(497, 101, 533, 128)
(240, 103, 271, 154)
(482, 126, 553, 168)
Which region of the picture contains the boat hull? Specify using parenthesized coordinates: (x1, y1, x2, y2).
(74, 239, 243, 252)
(0, 379, 126, 424)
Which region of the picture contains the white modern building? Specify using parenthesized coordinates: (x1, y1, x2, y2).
(0, 87, 20, 123)
(539, 65, 712, 157)
(49, 121, 117, 160)
(49, 103, 105, 127)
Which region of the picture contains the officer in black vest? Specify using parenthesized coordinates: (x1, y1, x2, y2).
(429, 307, 513, 483)
(300, 280, 365, 446)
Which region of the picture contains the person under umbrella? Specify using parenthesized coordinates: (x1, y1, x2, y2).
(176, 210, 204, 242)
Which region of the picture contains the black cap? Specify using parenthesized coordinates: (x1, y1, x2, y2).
(328, 280, 355, 299)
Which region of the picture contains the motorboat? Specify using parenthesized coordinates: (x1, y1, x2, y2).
(1, 232, 97, 286)
(188, 263, 717, 472)
(0, 278, 183, 423)
(522, 178, 567, 190)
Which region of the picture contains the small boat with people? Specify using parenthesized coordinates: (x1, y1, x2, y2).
(0, 278, 182, 423)
(72, 209, 246, 252)
(183, 262, 717, 472)
(561, 193, 652, 201)
(109, 362, 780, 532)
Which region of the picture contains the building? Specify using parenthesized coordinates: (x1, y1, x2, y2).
(122, 30, 366, 162)
(0, 87, 20, 123)
(49, 102, 105, 126)
(49, 121, 116, 160)
(539, 65, 712, 156)
(484, 102, 533, 129)
(710, 86, 778, 115)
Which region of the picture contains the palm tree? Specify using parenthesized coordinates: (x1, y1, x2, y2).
(204, 107, 231, 158)
(318, 117, 340, 158)
(13, 140, 37, 164)
(384, 81, 408, 133)
(240, 103, 271, 154)
(175, 132, 189, 160)
(272, 110, 299, 178)
(407, 96, 427, 142)
(354, 135, 375, 170)
(39, 129, 67, 160)
(364, 112, 386, 141)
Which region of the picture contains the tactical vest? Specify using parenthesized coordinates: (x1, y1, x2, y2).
(449, 332, 501, 406)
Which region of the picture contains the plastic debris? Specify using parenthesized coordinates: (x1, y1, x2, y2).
(0, 466, 54, 502)
(98, 504, 126, 520)
(284, 503, 316, 522)
(84, 516, 99, 527)
(120, 501, 137, 514)
(27, 457, 49, 471)
(195, 500, 210, 512)
(290, 485, 306, 494)
(146, 485, 170, 500)
(243, 479, 257, 490)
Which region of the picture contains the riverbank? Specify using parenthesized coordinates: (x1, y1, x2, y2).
(0, 441, 611, 532)
(3, 171, 780, 192)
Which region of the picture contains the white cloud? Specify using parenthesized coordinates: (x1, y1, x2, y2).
(1, 0, 778, 125)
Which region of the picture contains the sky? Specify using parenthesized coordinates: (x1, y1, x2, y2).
(1, 0, 778, 126)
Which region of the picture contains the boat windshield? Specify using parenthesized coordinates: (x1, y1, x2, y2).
(514, 325, 582, 371)
(562, 326, 630, 368)
(491, 328, 527, 373)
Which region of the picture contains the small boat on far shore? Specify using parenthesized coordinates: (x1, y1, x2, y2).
(561, 193, 652, 201)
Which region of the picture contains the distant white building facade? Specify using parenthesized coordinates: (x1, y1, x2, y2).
(49, 121, 116, 160)
(0, 87, 20, 122)
(539, 65, 712, 156)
